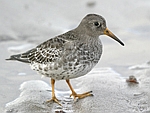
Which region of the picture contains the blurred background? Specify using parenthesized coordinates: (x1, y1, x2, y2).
(0, 0, 150, 112)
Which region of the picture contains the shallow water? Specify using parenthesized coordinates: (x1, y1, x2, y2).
(1, 0, 150, 113)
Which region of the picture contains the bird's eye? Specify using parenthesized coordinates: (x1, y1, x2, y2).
(94, 22, 101, 27)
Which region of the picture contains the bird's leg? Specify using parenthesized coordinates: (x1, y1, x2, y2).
(47, 79, 61, 106)
(66, 79, 93, 100)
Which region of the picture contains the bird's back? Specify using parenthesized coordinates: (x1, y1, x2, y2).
(6, 30, 102, 80)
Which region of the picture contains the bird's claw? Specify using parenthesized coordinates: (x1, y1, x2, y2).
(70, 91, 93, 100)
(46, 96, 62, 106)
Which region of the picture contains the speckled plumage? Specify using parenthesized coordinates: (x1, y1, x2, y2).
(8, 28, 102, 80)
(6, 14, 124, 104)
(30, 34, 102, 80)
(7, 14, 106, 80)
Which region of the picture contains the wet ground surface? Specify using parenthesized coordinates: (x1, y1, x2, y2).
(4, 67, 150, 113)
(1, 0, 150, 113)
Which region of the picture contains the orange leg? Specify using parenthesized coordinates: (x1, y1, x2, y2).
(66, 79, 93, 100)
(47, 79, 61, 106)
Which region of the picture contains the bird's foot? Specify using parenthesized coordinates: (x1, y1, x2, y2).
(46, 96, 62, 106)
(70, 91, 93, 100)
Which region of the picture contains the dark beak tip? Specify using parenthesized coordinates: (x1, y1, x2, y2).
(121, 42, 125, 46)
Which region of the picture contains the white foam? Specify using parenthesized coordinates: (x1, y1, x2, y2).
(8, 43, 34, 52)
(18, 73, 26, 76)
(129, 61, 150, 70)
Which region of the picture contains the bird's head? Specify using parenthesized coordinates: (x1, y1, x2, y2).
(78, 14, 124, 46)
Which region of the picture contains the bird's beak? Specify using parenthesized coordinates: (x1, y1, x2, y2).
(104, 28, 124, 46)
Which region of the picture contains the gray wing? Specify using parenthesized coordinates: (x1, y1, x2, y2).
(6, 37, 69, 64)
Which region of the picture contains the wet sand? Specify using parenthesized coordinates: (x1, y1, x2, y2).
(5, 66, 150, 113)
(1, 0, 150, 113)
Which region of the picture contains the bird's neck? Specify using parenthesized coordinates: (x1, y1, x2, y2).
(73, 28, 99, 43)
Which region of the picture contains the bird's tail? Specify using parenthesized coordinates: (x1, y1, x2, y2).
(6, 54, 30, 63)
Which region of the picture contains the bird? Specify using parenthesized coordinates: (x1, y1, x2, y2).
(6, 14, 124, 105)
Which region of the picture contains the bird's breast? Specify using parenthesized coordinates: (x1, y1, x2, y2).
(61, 38, 102, 78)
